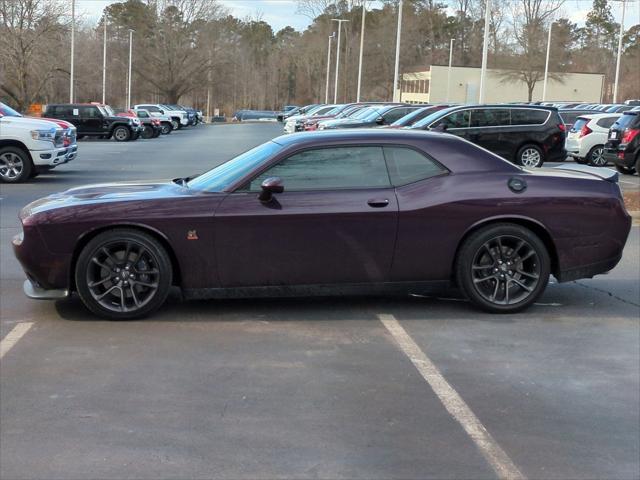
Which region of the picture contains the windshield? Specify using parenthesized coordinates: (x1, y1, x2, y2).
(392, 106, 434, 126)
(0, 103, 22, 117)
(612, 113, 639, 130)
(310, 105, 335, 116)
(349, 107, 376, 120)
(322, 105, 345, 116)
(361, 107, 387, 122)
(101, 105, 114, 116)
(410, 106, 459, 129)
(187, 141, 282, 192)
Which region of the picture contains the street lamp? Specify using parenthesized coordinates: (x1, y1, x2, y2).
(446, 38, 455, 102)
(356, 1, 367, 102)
(70, 0, 75, 103)
(613, 0, 627, 103)
(102, 21, 107, 104)
(127, 29, 134, 110)
(478, 0, 491, 103)
(392, 0, 403, 102)
(542, 20, 554, 102)
(325, 32, 335, 104)
(332, 19, 349, 104)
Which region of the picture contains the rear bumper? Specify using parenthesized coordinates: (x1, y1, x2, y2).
(23, 279, 69, 300)
(606, 148, 637, 169)
(556, 253, 624, 282)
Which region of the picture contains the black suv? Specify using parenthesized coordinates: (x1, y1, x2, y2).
(604, 111, 640, 175)
(410, 105, 567, 167)
(44, 104, 143, 142)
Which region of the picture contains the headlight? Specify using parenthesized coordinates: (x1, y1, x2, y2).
(30, 128, 56, 142)
(12, 226, 24, 246)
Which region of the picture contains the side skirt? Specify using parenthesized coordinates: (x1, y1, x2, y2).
(183, 281, 451, 301)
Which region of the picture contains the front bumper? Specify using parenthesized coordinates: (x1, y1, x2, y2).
(33, 145, 76, 167)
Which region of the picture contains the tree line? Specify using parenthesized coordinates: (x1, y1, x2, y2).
(1, 0, 638, 114)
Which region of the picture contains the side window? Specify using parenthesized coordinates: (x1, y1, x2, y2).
(138, 111, 149, 118)
(383, 147, 446, 186)
(383, 108, 411, 124)
(437, 110, 470, 129)
(511, 109, 549, 125)
(79, 106, 100, 118)
(596, 117, 617, 129)
(146, 106, 160, 112)
(469, 109, 494, 127)
(247, 146, 390, 191)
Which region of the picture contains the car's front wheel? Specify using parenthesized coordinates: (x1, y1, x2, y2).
(615, 164, 636, 175)
(75, 229, 173, 319)
(113, 126, 131, 142)
(141, 125, 154, 139)
(587, 145, 607, 166)
(456, 223, 550, 313)
(0, 147, 33, 183)
(516, 144, 544, 168)
(160, 122, 172, 135)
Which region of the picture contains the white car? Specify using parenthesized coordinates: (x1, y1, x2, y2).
(134, 104, 187, 130)
(0, 103, 71, 183)
(283, 105, 336, 133)
(565, 113, 620, 166)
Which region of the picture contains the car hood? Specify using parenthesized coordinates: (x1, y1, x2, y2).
(21, 181, 194, 219)
(0, 115, 61, 130)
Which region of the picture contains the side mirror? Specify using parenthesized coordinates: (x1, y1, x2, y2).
(159, 109, 165, 114)
(259, 177, 284, 202)
(376, 116, 385, 125)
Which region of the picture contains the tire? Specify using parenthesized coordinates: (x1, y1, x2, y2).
(587, 145, 607, 167)
(516, 144, 544, 168)
(171, 119, 180, 130)
(113, 126, 131, 142)
(635, 154, 640, 176)
(160, 122, 172, 135)
(574, 157, 588, 165)
(141, 125, 154, 139)
(455, 223, 551, 313)
(615, 164, 636, 175)
(75, 229, 173, 320)
(152, 128, 161, 138)
(0, 146, 33, 183)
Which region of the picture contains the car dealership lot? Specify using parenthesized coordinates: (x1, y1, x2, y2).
(1, 124, 639, 479)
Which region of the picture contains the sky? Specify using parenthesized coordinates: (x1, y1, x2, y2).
(75, 0, 639, 33)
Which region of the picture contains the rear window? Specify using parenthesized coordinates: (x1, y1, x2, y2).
(383, 147, 446, 186)
(612, 113, 640, 130)
(511, 109, 549, 125)
(570, 117, 589, 132)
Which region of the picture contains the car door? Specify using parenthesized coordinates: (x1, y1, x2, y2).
(79, 106, 103, 134)
(214, 145, 399, 287)
(432, 109, 471, 137)
(468, 108, 511, 158)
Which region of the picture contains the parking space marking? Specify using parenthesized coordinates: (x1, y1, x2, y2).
(0, 322, 33, 359)
(378, 314, 526, 480)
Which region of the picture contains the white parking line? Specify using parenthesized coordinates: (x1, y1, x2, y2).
(0, 322, 33, 359)
(378, 314, 526, 480)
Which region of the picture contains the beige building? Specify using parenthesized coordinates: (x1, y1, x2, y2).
(400, 65, 605, 104)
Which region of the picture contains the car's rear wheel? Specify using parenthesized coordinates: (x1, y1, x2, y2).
(615, 164, 636, 175)
(75, 229, 173, 320)
(587, 145, 607, 166)
(160, 122, 172, 134)
(516, 144, 544, 168)
(0, 147, 33, 183)
(141, 125, 154, 139)
(113, 126, 131, 142)
(456, 223, 550, 313)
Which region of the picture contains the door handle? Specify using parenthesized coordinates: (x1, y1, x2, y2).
(367, 198, 389, 208)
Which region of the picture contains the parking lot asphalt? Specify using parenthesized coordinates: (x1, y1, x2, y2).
(1, 123, 639, 480)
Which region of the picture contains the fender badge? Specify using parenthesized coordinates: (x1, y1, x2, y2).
(187, 230, 198, 240)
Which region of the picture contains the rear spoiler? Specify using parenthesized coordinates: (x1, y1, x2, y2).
(552, 164, 619, 183)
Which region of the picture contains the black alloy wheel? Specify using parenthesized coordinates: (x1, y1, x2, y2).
(141, 125, 154, 139)
(75, 229, 172, 319)
(456, 223, 550, 313)
(160, 122, 172, 134)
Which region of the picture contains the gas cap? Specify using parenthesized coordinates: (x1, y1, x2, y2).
(508, 177, 527, 193)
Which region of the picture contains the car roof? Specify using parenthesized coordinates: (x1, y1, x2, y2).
(579, 113, 621, 120)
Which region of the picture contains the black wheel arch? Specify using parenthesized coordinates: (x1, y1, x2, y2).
(451, 216, 559, 284)
(0, 139, 33, 163)
(109, 123, 133, 134)
(69, 223, 182, 292)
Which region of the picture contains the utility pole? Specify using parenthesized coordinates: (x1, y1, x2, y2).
(542, 21, 553, 101)
(127, 29, 134, 110)
(613, 0, 627, 103)
(102, 21, 107, 105)
(478, 0, 490, 103)
(325, 33, 335, 104)
(70, 0, 75, 103)
(356, 2, 366, 102)
(392, 0, 403, 102)
(332, 19, 349, 104)
(446, 38, 455, 102)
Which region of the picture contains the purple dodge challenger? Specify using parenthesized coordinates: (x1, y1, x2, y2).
(13, 130, 631, 319)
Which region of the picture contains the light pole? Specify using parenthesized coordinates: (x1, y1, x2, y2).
(70, 0, 75, 103)
(478, 0, 491, 103)
(127, 29, 134, 110)
(542, 20, 553, 101)
(392, 0, 403, 102)
(102, 21, 107, 104)
(613, 0, 627, 103)
(356, 1, 367, 102)
(325, 32, 335, 104)
(332, 19, 349, 104)
(446, 38, 455, 102)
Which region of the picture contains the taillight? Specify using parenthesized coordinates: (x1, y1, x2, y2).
(579, 125, 592, 137)
(558, 123, 566, 132)
(622, 128, 640, 144)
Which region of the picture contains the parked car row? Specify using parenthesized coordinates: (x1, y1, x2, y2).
(285, 102, 567, 168)
(0, 101, 203, 183)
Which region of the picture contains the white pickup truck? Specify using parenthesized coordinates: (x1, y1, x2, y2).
(0, 102, 75, 183)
